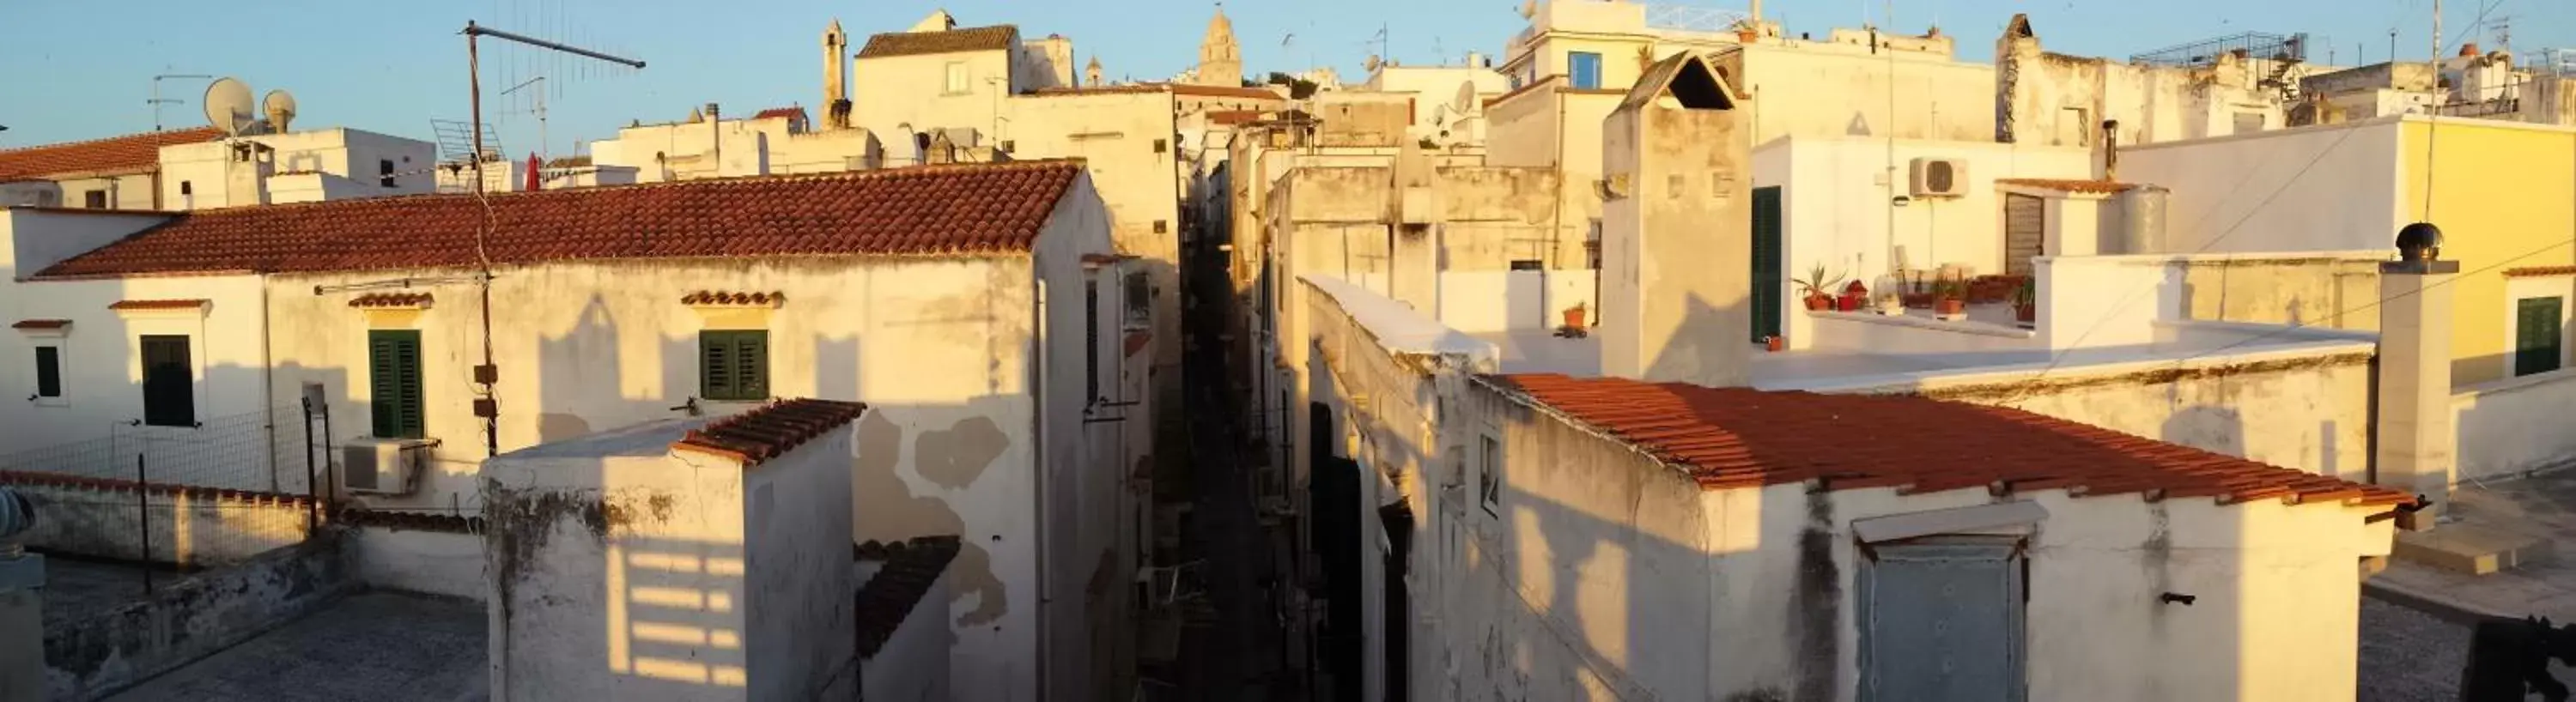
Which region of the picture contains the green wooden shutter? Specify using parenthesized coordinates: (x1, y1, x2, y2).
(700, 330, 769, 401)
(33, 347, 60, 398)
(139, 335, 194, 427)
(368, 330, 424, 439)
(2516, 297, 2564, 377)
(1751, 186, 1785, 343)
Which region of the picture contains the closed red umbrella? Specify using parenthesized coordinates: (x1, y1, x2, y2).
(525, 153, 542, 191)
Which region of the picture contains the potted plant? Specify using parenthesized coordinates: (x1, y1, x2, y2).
(1731, 18, 1760, 42)
(1875, 292, 1905, 316)
(1838, 280, 1868, 312)
(1794, 263, 1844, 312)
(2012, 277, 2037, 324)
(1933, 276, 1968, 321)
(1765, 335, 1785, 353)
(1563, 301, 1589, 330)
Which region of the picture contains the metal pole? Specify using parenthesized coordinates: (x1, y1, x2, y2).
(468, 23, 486, 195)
(136, 453, 152, 595)
(319, 400, 335, 509)
(302, 396, 319, 532)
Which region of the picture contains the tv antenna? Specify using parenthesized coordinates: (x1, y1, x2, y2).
(501, 76, 550, 160)
(461, 21, 643, 194)
(149, 73, 213, 131)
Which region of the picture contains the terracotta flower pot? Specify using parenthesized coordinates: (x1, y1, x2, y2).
(1935, 299, 1966, 317)
(1835, 294, 1861, 312)
(1803, 294, 1833, 311)
(2014, 303, 2036, 324)
(1765, 336, 1784, 352)
(1564, 306, 1588, 330)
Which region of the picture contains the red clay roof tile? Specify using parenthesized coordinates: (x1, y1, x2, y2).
(1996, 178, 2137, 194)
(0, 127, 222, 181)
(1487, 373, 2415, 509)
(752, 106, 809, 122)
(0, 469, 318, 508)
(671, 398, 869, 466)
(39, 160, 1084, 278)
(2504, 266, 2576, 278)
(348, 293, 433, 308)
(10, 319, 69, 330)
(854, 535, 961, 657)
(856, 25, 1019, 58)
(108, 299, 209, 311)
(680, 290, 785, 306)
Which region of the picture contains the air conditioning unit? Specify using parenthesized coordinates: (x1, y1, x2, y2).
(1909, 157, 1968, 197)
(342, 439, 428, 495)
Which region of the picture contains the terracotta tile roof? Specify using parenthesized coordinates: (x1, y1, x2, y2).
(38, 160, 1086, 278)
(109, 299, 209, 311)
(752, 106, 809, 122)
(339, 507, 484, 534)
(1169, 83, 1290, 100)
(1996, 178, 2137, 194)
(0, 127, 222, 181)
(1124, 330, 1151, 358)
(543, 155, 593, 168)
(856, 25, 1019, 58)
(1207, 110, 1263, 125)
(854, 535, 962, 658)
(10, 319, 69, 330)
(0, 469, 317, 508)
(670, 398, 869, 466)
(680, 290, 785, 306)
(2504, 266, 2576, 278)
(348, 292, 433, 309)
(1488, 373, 2415, 509)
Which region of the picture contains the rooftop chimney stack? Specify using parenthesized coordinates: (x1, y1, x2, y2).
(2100, 119, 2121, 181)
(2378, 221, 2458, 528)
(1600, 53, 1753, 387)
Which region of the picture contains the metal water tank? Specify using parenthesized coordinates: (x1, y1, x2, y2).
(2118, 185, 2172, 254)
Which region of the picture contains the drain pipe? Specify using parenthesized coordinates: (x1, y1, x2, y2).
(2100, 119, 2121, 181)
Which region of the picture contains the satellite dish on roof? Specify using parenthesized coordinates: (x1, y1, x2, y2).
(262, 90, 298, 134)
(203, 77, 255, 136)
(1364, 54, 1383, 72)
(1451, 80, 1479, 116)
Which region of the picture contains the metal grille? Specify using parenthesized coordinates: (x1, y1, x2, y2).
(1642, 3, 1751, 34)
(2130, 31, 2309, 67)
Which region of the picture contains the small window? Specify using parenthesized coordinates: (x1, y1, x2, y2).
(140, 335, 194, 427)
(33, 346, 61, 398)
(83, 190, 107, 209)
(368, 330, 425, 439)
(699, 330, 770, 401)
(1084, 277, 1102, 404)
(179, 181, 192, 196)
(1569, 51, 1604, 90)
(1123, 271, 1151, 329)
(1000, 140, 1017, 153)
(945, 62, 970, 94)
(2233, 112, 2266, 135)
(379, 159, 397, 187)
(1508, 259, 1543, 271)
(2516, 296, 2565, 377)
(1153, 138, 1168, 154)
(1153, 220, 1169, 233)
(1479, 435, 1502, 517)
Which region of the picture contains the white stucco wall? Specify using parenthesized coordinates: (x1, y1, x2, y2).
(742, 420, 860, 700)
(47, 173, 161, 210)
(0, 275, 276, 485)
(2117, 118, 2406, 253)
(853, 49, 1015, 160)
(355, 527, 485, 600)
(2454, 368, 2576, 481)
(159, 128, 436, 209)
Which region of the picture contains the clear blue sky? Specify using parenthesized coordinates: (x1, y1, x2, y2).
(3, 0, 2567, 155)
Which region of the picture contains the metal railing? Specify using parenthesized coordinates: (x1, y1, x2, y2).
(1643, 3, 1750, 34)
(0, 403, 313, 494)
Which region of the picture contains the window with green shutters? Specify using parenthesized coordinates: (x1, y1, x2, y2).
(1750, 186, 1784, 343)
(368, 330, 426, 439)
(700, 330, 770, 401)
(2516, 297, 2565, 377)
(33, 346, 60, 398)
(140, 335, 195, 427)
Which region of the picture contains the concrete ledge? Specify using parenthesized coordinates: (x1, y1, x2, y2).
(2392, 524, 2555, 575)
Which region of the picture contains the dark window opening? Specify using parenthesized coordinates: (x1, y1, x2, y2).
(140, 335, 194, 427)
(1153, 138, 1169, 154)
(33, 347, 61, 398)
(368, 330, 426, 439)
(1663, 59, 1735, 110)
(2517, 297, 2565, 377)
(1508, 259, 1543, 271)
(1123, 271, 1151, 329)
(179, 181, 193, 196)
(379, 159, 397, 187)
(83, 191, 107, 209)
(699, 330, 771, 401)
(1084, 277, 1102, 404)
(1153, 220, 1169, 233)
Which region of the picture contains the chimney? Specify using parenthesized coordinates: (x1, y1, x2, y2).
(2099, 119, 2121, 181)
(1600, 53, 1753, 387)
(705, 102, 723, 176)
(224, 141, 271, 208)
(2377, 221, 2458, 528)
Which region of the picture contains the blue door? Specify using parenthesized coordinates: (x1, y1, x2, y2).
(1859, 539, 2026, 702)
(1569, 51, 1603, 89)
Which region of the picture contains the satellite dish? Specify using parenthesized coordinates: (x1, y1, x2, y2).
(262, 90, 298, 134)
(1364, 54, 1383, 72)
(1518, 0, 1537, 19)
(1451, 81, 1479, 116)
(203, 77, 255, 136)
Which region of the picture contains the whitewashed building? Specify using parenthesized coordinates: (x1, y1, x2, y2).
(2, 160, 1147, 701)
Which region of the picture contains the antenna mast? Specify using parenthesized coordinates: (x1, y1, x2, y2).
(149, 74, 213, 132)
(501, 76, 550, 160)
(461, 21, 642, 194)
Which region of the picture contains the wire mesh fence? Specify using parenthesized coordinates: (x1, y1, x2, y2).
(0, 403, 317, 495)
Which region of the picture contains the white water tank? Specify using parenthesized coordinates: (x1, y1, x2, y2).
(2117, 185, 2171, 254)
